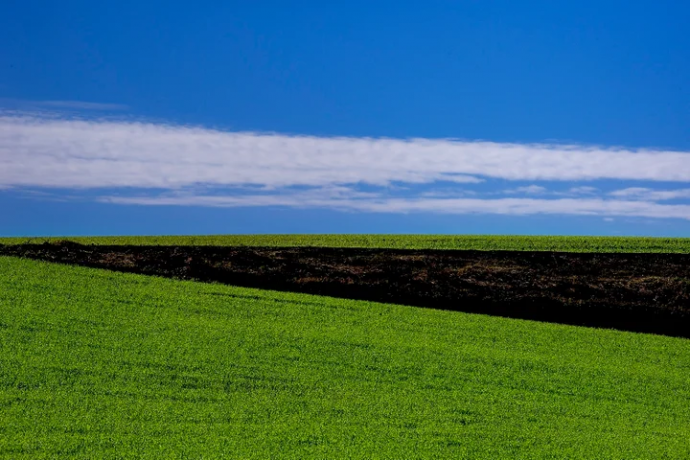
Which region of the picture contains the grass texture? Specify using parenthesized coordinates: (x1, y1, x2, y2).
(1, 256, 689, 458)
(2, 234, 690, 253)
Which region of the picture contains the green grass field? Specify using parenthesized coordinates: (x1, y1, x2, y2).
(2, 234, 690, 253)
(2, 255, 689, 459)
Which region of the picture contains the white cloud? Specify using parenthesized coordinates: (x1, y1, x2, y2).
(568, 186, 598, 195)
(419, 189, 478, 198)
(3, 113, 690, 220)
(2, 114, 690, 191)
(435, 174, 484, 184)
(101, 193, 690, 220)
(609, 187, 690, 201)
(506, 185, 548, 194)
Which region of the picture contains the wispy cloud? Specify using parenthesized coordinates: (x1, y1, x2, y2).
(0, 99, 127, 111)
(34, 100, 128, 111)
(102, 193, 690, 220)
(435, 174, 484, 184)
(568, 186, 598, 195)
(2, 113, 690, 220)
(609, 187, 690, 201)
(506, 185, 548, 194)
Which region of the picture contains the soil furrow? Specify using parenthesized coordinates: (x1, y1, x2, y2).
(2, 241, 689, 337)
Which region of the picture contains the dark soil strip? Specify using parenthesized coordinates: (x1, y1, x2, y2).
(2, 242, 690, 338)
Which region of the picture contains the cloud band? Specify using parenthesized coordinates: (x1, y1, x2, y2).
(2, 114, 690, 189)
(2, 113, 690, 220)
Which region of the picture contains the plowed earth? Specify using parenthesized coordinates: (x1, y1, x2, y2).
(2, 242, 689, 337)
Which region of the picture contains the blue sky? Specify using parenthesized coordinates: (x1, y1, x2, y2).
(1, 0, 689, 236)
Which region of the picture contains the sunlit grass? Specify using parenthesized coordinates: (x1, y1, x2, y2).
(1, 256, 689, 458)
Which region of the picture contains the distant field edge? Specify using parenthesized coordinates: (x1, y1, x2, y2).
(2, 234, 690, 253)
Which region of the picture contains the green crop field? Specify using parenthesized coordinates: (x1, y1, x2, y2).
(2, 255, 689, 459)
(2, 234, 690, 253)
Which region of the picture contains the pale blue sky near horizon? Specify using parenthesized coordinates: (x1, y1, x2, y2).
(1, 0, 689, 237)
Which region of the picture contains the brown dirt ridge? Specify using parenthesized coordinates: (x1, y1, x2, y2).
(2, 241, 690, 338)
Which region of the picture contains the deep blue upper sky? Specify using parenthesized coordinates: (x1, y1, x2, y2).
(1, 0, 689, 236)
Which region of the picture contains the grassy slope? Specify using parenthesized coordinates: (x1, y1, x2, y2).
(1, 256, 689, 459)
(2, 234, 690, 253)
